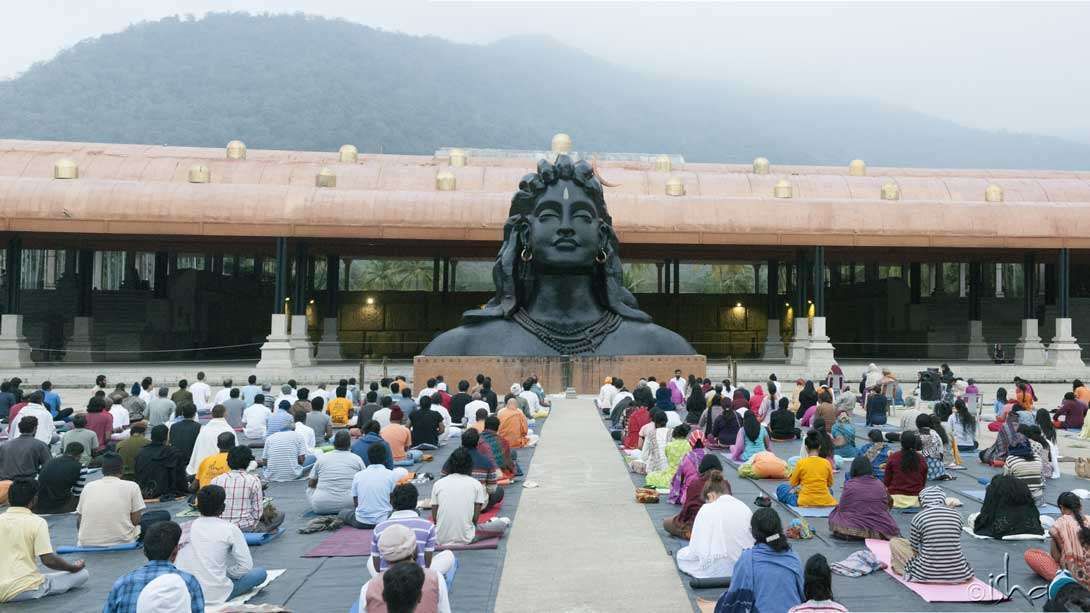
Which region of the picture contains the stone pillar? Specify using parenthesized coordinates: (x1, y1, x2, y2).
(0, 314, 34, 367)
(804, 316, 835, 373)
(290, 314, 314, 367)
(995, 263, 1005, 297)
(1015, 319, 1048, 365)
(64, 316, 94, 363)
(256, 314, 295, 369)
(1048, 248, 1083, 366)
(315, 317, 343, 361)
(316, 255, 343, 361)
(909, 263, 922, 304)
(5, 237, 22, 313)
(153, 252, 169, 298)
(761, 258, 786, 359)
(789, 317, 810, 365)
(967, 320, 989, 361)
(788, 250, 810, 365)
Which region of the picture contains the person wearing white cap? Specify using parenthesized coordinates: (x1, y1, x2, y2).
(104, 520, 204, 613)
(358, 524, 451, 613)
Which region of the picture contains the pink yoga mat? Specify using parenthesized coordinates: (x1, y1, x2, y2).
(437, 535, 502, 551)
(302, 527, 373, 558)
(865, 539, 1006, 603)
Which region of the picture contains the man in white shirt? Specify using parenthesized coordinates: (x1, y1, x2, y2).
(294, 410, 320, 456)
(189, 372, 212, 414)
(372, 396, 394, 429)
(416, 378, 438, 404)
(273, 384, 297, 409)
(430, 448, 509, 545)
(12, 392, 57, 445)
(241, 395, 271, 440)
(670, 371, 687, 398)
(646, 377, 661, 395)
(463, 398, 489, 426)
(76, 453, 162, 546)
(312, 383, 332, 405)
(186, 405, 237, 475)
(212, 379, 233, 407)
(138, 377, 155, 405)
(175, 484, 267, 604)
(109, 397, 131, 432)
(517, 382, 541, 417)
(596, 378, 618, 412)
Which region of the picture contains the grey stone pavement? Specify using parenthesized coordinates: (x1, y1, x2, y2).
(494, 396, 692, 613)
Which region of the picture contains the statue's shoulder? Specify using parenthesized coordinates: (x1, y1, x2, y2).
(614, 320, 697, 355)
(422, 319, 526, 356)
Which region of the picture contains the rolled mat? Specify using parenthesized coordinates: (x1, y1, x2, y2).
(244, 527, 286, 546)
(57, 541, 142, 554)
(865, 538, 1006, 602)
(689, 577, 731, 589)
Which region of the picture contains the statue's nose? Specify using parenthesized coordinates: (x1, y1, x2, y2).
(557, 226, 575, 237)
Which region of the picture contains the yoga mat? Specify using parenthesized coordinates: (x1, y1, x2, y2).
(963, 526, 1047, 541)
(437, 535, 502, 550)
(865, 538, 1006, 603)
(790, 506, 834, 518)
(206, 568, 285, 613)
(302, 527, 373, 557)
(244, 527, 286, 546)
(56, 541, 142, 554)
(689, 577, 731, 589)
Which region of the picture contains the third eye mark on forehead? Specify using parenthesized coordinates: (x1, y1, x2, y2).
(533, 199, 596, 219)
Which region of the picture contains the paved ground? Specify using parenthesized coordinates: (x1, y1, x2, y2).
(494, 397, 692, 613)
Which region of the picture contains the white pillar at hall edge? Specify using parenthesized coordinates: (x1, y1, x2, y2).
(804, 316, 835, 372)
(0, 314, 34, 367)
(761, 319, 787, 360)
(788, 317, 810, 365)
(290, 314, 315, 367)
(1014, 318, 1047, 366)
(63, 316, 94, 363)
(1047, 318, 1085, 367)
(315, 317, 344, 361)
(256, 314, 295, 369)
(967, 320, 990, 361)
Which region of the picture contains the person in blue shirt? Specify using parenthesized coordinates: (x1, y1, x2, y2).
(103, 520, 204, 613)
(352, 420, 394, 470)
(39, 381, 71, 421)
(715, 508, 803, 613)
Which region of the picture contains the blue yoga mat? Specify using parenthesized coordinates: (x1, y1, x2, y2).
(56, 541, 141, 554)
(244, 527, 286, 546)
(790, 506, 834, 518)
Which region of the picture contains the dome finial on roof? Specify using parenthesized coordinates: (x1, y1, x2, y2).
(53, 158, 78, 180)
(985, 183, 1004, 203)
(226, 140, 247, 160)
(436, 171, 456, 191)
(753, 157, 770, 175)
(665, 176, 685, 196)
(316, 167, 336, 188)
(449, 148, 467, 167)
(551, 133, 572, 154)
(339, 144, 358, 163)
(848, 159, 866, 176)
(774, 179, 793, 198)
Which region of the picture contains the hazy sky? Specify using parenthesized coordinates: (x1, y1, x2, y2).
(3, 1, 1089, 143)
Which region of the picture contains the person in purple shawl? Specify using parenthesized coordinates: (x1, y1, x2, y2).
(828, 456, 901, 541)
(669, 430, 708, 504)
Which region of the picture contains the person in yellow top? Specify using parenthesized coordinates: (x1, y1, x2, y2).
(194, 432, 235, 490)
(497, 398, 540, 449)
(0, 480, 89, 602)
(776, 431, 837, 507)
(326, 386, 354, 428)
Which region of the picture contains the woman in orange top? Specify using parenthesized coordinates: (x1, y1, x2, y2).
(498, 398, 539, 448)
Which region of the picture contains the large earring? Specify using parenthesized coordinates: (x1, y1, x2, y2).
(595, 249, 608, 264)
(521, 247, 533, 262)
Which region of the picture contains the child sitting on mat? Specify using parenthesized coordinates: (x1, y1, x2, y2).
(777, 431, 837, 508)
(789, 554, 848, 612)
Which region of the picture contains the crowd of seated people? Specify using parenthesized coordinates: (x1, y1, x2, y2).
(0, 370, 537, 609)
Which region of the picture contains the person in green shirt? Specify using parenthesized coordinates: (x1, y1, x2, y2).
(116, 422, 149, 480)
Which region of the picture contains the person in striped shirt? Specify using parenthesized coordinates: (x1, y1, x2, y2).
(889, 486, 973, 583)
(1004, 442, 1045, 503)
(369, 483, 455, 579)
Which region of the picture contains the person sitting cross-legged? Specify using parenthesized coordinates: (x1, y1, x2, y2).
(369, 483, 456, 580)
(409, 396, 445, 451)
(33, 442, 90, 515)
(351, 420, 395, 469)
(263, 412, 316, 482)
(186, 405, 237, 476)
(135, 424, 190, 500)
(381, 407, 421, 466)
(431, 447, 510, 547)
(103, 520, 204, 613)
(358, 525, 452, 613)
(777, 431, 837, 508)
(175, 485, 268, 605)
(443, 429, 503, 511)
(306, 430, 364, 515)
(194, 432, 236, 491)
(675, 469, 754, 578)
(77, 453, 171, 547)
(339, 443, 405, 529)
(0, 416, 51, 481)
(0, 479, 90, 603)
(212, 446, 284, 534)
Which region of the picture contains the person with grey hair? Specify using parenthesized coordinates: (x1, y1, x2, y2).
(147, 387, 176, 427)
(274, 383, 297, 409)
(261, 383, 274, 409)
(212, 379, 234, 407)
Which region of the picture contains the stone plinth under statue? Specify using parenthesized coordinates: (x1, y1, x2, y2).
(415, 354, 706, 394)
(421, 155, 697, 374)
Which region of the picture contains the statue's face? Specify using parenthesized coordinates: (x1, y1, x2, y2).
(528, 180, 601, 269)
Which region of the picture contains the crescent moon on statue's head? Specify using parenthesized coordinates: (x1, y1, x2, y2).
(591, 155, 620, 188)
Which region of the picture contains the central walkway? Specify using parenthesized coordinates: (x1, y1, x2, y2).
(494, 397, 692, 612)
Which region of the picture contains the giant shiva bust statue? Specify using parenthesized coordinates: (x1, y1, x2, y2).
(423, 155, 696, 357)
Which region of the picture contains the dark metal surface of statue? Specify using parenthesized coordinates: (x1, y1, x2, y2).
(423, 155, 696, 357)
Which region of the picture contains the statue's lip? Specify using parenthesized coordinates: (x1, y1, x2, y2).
(552, 238, 580, 248)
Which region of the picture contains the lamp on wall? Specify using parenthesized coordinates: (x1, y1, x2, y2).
(366, 297, 375, 305)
